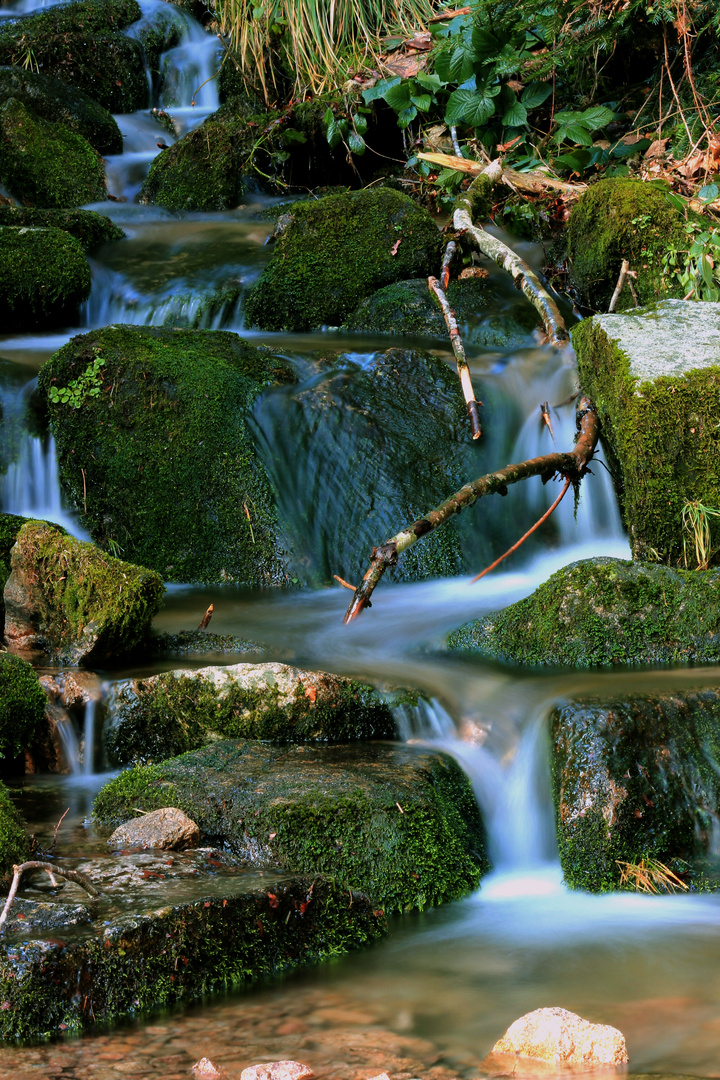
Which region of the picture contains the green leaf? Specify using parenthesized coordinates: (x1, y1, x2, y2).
(352, 113, 367, 136)
(446, 87, 497, 127)
(396, 105, 418, 128)
(699, 182, 720, 203)
(666, 191, 686, 211)
(383, 82, 413, 112)
(348, 132, 366, 155)
(362, 77, 400, 104)
(470, 27, 500, 63)
(557, 122, 593, 146)
(521, 81, 552, 108)
(700, 253, 716, 291)
(410, 93, 432, 112)
(502, 100, 528, 127)
(416, 72, 444, 91)
(579, 105, 615, 130)
(322, 107, 333, 126)
(611, 138, 651, 159)
(553, 149, 592, 172)
(435, 42, 475, 83)
(326, 120, 342, 148)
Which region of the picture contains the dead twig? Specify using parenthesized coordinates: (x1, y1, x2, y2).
(440, 239, 457, 291)
(428, 272, 482, 439)
(0, 861, 99, 930)
(51, 806, 70, 855)
(471, 477, 571, 582)
(540, 401, 555, 443)
(198, 604, 214, 631)
(343, 396, 599, 622)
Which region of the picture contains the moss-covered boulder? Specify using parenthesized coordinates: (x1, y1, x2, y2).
(0, 98, 106, 208)
(447, 556, 720, 667)
(0, 207, 122, 250)
(38, 326, 296, 585)
(567, 178, 688, 310)
(574, 299, 720, 564)
(0, 226, 91, 331)
(4, 520, 164, 665)
(94, 740, 488, 912)
(0, 780, 28, 877)
(0, 0, 146, 113)
(0, 873, 384, 1039)
(552, 689, 720, 891)
(245, 189, 442, 331)
(342, 276, 541, 349)
(0, 652, 46, 762)
(0, 66, 122, 155)
(105, 663, 402, 764)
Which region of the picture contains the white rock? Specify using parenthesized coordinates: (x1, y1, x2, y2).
(192, 1059, 223, 1079)
(492, 1006, 628, 1066)
(240, 1062, 315, 1080)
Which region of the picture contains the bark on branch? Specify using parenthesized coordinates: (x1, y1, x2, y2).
(428, 269, 482, 439)
(0, 861, 99, 931)
(416, 152, 586, 195)
(343, 395, 599, 623)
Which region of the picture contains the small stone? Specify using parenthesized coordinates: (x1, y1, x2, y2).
(191, 1060, 223, 1079)
(491, 1007, 628, 1066)
(240, 1063, 315, 1080)
(365, 1074, 392, 1080)
(108, 807, 200, 851)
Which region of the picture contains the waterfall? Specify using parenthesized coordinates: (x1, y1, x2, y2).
(2, 431, 89, 539)
(55, 714, 82, 776)
(82, 699, 96, 776)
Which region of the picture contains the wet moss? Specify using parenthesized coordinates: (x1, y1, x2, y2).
(0, 780, 28, 877)
(94, 740, 488, 913)
(37, 326, 296, 585)
(551, 689, 720, 891)
(567, 179, 689, 311)
(0, 98, 106, 208)
(0, 226, 91, 332)
(446, 556, 720, 667)
(0, 653, 46, 762)
(0, 208, 122, 250)
(245, 188, 442, 332)
(0, 875, 386, 1040)
(7, 520, 164, 664)
(0, 66, 122, 155)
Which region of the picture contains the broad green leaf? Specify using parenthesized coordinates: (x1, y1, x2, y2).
(411, 93, 432, 112)
(416, 72, 444, 91)
(435, 42, 475, 83)
(612, 138, 651, 159)
(282, 128, 306, 144)
(553, 149, 592, 171)
(326, 120, 342, 148)
(699, 182, 720, 203)
(383, 82, 413, 111)
(362, 77, 401, 104)
(521, 81, 553, 108)
(446, 87, 497, 127)
(502, 100, 528, 127)
(579, 105, 615, 130)
(322, 107, 333, 126)
(396, 105, 418, 128)
(666, 191, 686, 211)
(352, 113, 367, 136)
(470, 27, 500, 62)
(557, 122, 593, 145)
(700, 254, 715, 291)
(348, 132, 366, 156)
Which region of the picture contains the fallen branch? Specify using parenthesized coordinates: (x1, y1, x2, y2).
(471, 477, 571, 582)
(343, 395, 599, 622)
(198, 603, 214, 631)
(0, 861, 99, 930)
(428, 271, 482, 439)
(428, 5, 471, 20)
(454, 171, 569, 348)
(416, 152, 585, 195)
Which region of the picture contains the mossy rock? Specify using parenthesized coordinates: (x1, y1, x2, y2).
(552, 689, 720, 891)
(0, 652, 46, 763)
(0, 98, 106, 208)
(37, 326, 297, 586)
(573, 299, 720, 564)
(447, 556, 720, 667)
(342, 276, 541, 348)
(0, 207, 122, 250)
(105, 662, 403, 765)
(93, 739, 488, 913)
(0, 512, 66, 635)
(0, 780, 28, 877)
(4, 520, 165, 665)
(0, 0, 146, 113)
(245, 188, 442, 331)
(145, 629, 265, 659)
(567, 178, 689, 311)
(0, 66, 122, 154)
(0, 226, 91, 331)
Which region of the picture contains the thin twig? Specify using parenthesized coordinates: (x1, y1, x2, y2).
(0, 862, 99, 930)
(197, 604, 214, 631)
(440, 239, 457, 290)
(471, 478, 571, 582)
(540, 401, 556, 442)
(449, 124, 462, 157)
(608, 258, 630, 313)
(333, 574, 358, 591)
(52, 807, 70, 853)
(428, 274, 482, 439)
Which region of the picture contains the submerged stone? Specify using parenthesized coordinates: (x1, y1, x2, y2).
(0, 207, 123, 250)
(0, 227, 91, 331)
(37, 325, 297, 586)
(93, 739, 488, 912)
(552, 688, 720, 891)
(244, 188, 442, 332)
(4, 520, 164, 665)
(446, 556, 720, 667)
(105, 663, 401, 765)
(574, 300, 720, 564)
(490, 1007, 628, 1066)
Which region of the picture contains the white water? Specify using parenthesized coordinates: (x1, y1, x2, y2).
(82, 698, 96, 775)
(54, 712, 81, 775)
(1, 428, 89, 538)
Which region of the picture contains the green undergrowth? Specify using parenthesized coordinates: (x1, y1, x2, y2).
(0, 653, 46, 763)
(0, 226, 90, 331)
(0, 781, 28, 878)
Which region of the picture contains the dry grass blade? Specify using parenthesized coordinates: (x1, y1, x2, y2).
(616, 857, 689, 894)
(682, 498, 720, 570)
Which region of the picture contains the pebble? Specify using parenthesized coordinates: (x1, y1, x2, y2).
(240, 1064, 314, 1080)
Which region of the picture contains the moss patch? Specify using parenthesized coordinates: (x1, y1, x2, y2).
(552, 689, 720, 890)
(447, 556, 720, 667)
(94, 740, 488, 913)
(568, 179, 689, 311)
(244, 188, 442, 331)
(37, 326, 296, 585)
(0, 207, 122, 250)
(0, 98, 106, 208)
(0, 653, 46, 762)
(0, 780, 28, 877)
(0, 226, 91, 331)
(5, 520, 164, 665)
(0, 66, 122, 155)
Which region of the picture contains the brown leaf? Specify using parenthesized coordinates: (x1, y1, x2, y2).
(391, 238, 401, 255)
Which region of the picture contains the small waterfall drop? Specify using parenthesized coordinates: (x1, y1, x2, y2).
(82, 699, 96, 776)
(55, 714, 82, 776)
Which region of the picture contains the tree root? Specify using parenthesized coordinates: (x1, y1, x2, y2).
(0, 861, 100, 931)
(343, 395, 599, 623)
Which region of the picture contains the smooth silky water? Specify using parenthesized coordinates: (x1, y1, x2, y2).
(1, 1, 720, 1075)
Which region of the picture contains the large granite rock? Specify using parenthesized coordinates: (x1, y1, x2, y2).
(574, 300, 720, 565)
(491, 1007, 628, 1066)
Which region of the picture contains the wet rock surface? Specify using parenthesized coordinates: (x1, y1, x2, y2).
(108, 807, 200, 851)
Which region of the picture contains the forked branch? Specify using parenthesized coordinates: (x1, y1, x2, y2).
(343, 395, 599, 623)
(0, 861, 99, 930)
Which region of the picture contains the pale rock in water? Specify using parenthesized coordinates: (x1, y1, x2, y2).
(491, 1007, 628, 1066)
(191, 1060, 224, 1079)
(240, 1064, 315, 1080)
(108, 807, 200, 851)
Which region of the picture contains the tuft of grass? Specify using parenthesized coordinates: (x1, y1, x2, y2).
(616, 857, 689, 894)
(216, 0, 434, 102)
(682, 499, 720, 570)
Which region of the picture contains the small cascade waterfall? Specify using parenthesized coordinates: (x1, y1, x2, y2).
(84, 264, 244, 330)
(55, 713, 82, 776)
(82, 699, 96, 776)
(2, 431, 88, 539)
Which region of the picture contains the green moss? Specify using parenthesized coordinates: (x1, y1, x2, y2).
(568, 179, 690, 310)
(0, 875, 386, 1040)
(0, 66, 122, 154)
(0, 0, 146, 113)
(8, 520, 164, 664)
(447, 556, 720, 667)
(0, 226, 90, 331)
(0, 513, 31, 595)
(94, 740, 488, 913)
(141, 113, 244, 212)
(37, 326, 296, 585)
(573, 308, 720, 564)
(0, 653, 46, 762)
(245, 188, 442, 332)
(0, 98, 106, 208)
(0, 208, 122, 250)
(0, 780, 28, 877)
(551, 689, 720, 890)
(452, 171, 495, 222)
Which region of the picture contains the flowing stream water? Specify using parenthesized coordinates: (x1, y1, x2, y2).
(2, 2, 720, 1077)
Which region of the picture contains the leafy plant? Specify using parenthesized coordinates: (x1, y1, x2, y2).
(617, 857, 689, 894)
(663, 220, 720, 303)
(323, 102, 369, 156)
(48, 352, 106, 409)
(681, 498, 720, 570)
